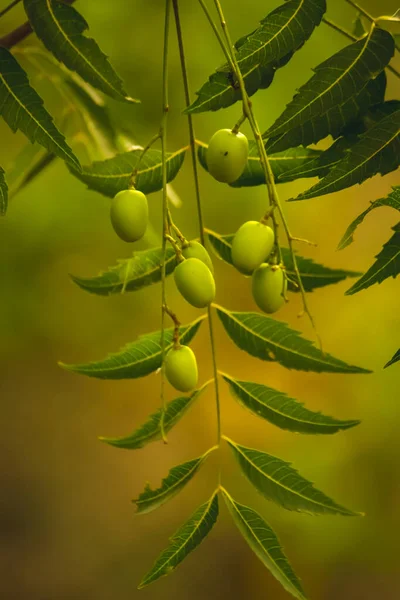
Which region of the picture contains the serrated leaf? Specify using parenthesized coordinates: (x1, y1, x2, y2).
(198, 141, 322, 186)
(266, 28, 394, 139)
(221, 488, 306, 600)
(206, 230, 360, 292)
(100, 383, 209, 450)
(69, 146, 186, 197)
(71, 246, 176, 296)
(215, 306, 370, 374)
(23, 0, 136, 103)
(225, 438, 360, 516)
(0, 166, 8, 215)
(138, 492, 219, 588)
(221, 373, 360, 434)
(59, 316, 205, 380)
(0, 47, 80, 169)
(338, 186, 400, 250)
(265, 71, 387, 154)
(293, 107, 400, 201)
(384, 349, 400, 369)
(345, 222, 400, 295)
(134, 447, 216, 514)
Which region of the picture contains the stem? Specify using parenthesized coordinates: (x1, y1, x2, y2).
(344, 0, 375, 22)
(172, 0, 222, 445)
(0, 0, 22, 19)
(129, 132, 161, 189)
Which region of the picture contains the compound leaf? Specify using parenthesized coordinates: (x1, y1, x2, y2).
(215, 306, 370, 374)
(222, 488, 307, 600)
(225, 438, 360, 516)
(0, 47, 80, 169)
(345, 222, 400, 295)
(138, 492, 219, 588)
(134, 447, 216, 514)
(69, 146, 186, 197)
(0, 166, 8, 215)
(384, 349, 400, 369)
(221, 373, 360, 434)
(59, 316, 205, 379)
(23, 0, 136, 102)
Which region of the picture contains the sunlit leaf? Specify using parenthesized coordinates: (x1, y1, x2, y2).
(222, 488, 307, 600)
(59, 316, 205, 379)
(134, 447, 216, 514)
(384, 349, 400, 369)
(345, 223, 400, 295)
(0, 166, 8, 215)
(206, 230, 360, 292)
(0, 47, 80, 169)
(138, 492, 219, 588)
(23, 0, 136, 102)
(225, 438, 360, 516)
(221, 373, 360, 434)
(215, 306, 370, 374)
(69, 146, 186, 197)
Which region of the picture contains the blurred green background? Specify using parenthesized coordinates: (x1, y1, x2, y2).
(0, 1, 399, 599)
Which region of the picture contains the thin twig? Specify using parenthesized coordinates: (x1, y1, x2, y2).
(0, 0, 22, 20)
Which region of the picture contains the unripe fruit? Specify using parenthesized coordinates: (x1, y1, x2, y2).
(110, 189, 148, 242)
(231, 221, 275, 275)
(252, 264, 287, 314)
(174, 258, 216, 308)
(165, 345, 198, 392)
(182, 241, 214, 274)
(206, 129, 249, 183)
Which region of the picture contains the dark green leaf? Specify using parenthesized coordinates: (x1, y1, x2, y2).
(71, 246, 176, 296)
(215, 305, 370, 373)
(266, 28, 394, 139)
(206, 230, 360, 292)
(0, 166, 8, 215)
(221, 373, 360, 434)
(134, 447, 216, 514)
(0, 47, 80, 169)
(225, 438, 360, 516)
(384, 349, 400, 369)
(100, 383, 209, 449)
(59, 316, 205, 379)
(222, 488, 306, 600)
(23, 0, 136, 103)
(345, 222, 400, 295)
(69, 146, 186, 197)
(138, 492, 219, 588)
(338, 186, 400, 250)
(197, 141, 322, 186)
(280, 136, 352, 182)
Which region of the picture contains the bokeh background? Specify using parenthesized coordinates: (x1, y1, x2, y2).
(0, 1, 399, 599)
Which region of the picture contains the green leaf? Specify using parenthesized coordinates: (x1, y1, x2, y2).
(293, 106, 400, 201)
(138, 492, 219, 588)
(23, 0, 136, 103)
(59, 315, 205, 380)
(100, 383, 209, 450)
(345, 222, 400, 295)
(206, 230, 361, 292)
(0, 47, 80, 169)
(265, 71, 387, 154)
(69, 146, 186, 197)
(266, 28, 395, 139)
(134, 447, 216, 514)
(384, 349, 400, 369)
(0, 166, 8, 215)
(338, 186, 400, 250)
(71, 246, 176, 296)
(221, 488, 306, 600)
(221, 373, 360, 434)
(225, 438, 360, 516)
(215, 305, 370, 374)
(197, 141, 323, 186)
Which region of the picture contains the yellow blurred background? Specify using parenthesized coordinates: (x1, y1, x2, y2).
(0, 1, 399, 599)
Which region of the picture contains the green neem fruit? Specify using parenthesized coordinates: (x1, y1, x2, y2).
(182, 241, 214, 274)
(252, 264, 287, 314)
(174, 258, 216, 308)
(110, 189, 148, 242)
(231, 221, 275, 275)
(206, 129, 249, 183)
(165, 345, 198, 392)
